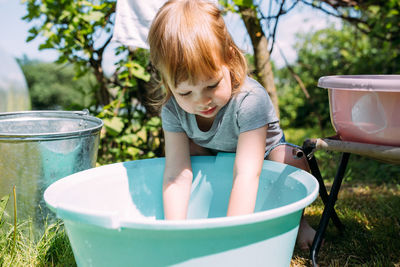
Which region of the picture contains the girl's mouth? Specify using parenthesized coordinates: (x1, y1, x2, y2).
(200, 106, 217, 116)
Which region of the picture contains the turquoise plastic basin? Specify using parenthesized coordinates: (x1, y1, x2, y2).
(44, 153, 318, 267)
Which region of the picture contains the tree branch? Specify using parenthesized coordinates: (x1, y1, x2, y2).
(277, 46, 310, 99)
(268, 0, 286, 55)
(300, 0, 391, 41)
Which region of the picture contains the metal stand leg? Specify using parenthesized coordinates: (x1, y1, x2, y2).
(310, 152, 350, 267)
(302, 139, 344, 231)
(307, 156, 345, 231)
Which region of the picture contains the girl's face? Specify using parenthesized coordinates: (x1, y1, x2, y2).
(171, 65, 232, 119)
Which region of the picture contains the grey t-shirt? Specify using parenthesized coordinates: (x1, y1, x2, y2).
(161, 77, 283, 154)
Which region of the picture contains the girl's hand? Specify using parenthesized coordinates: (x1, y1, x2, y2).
(227, 125, 267, 217)
(163, 130, 193, 220)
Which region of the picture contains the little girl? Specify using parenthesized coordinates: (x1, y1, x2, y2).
(147, 0, 315, 250)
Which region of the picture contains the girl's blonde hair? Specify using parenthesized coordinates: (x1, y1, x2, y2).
(147, 0, 248, 106)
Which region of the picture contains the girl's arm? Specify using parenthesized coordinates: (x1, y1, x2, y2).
(163, 130, 193, 220)
(227, 125, 267, 217)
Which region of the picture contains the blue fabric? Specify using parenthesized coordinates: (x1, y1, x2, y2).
(264, 133, 303, 159)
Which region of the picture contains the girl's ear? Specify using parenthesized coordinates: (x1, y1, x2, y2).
(227, 46, 234, 59)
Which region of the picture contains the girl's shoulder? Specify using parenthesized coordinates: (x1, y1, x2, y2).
(234, 76, 269, 101)
(228, 76, 276, 116)
(161, 96, 185, 119)
(162, 96, 180, 112)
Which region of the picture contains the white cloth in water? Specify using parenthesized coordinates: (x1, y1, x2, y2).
(112, 0, 219, 49)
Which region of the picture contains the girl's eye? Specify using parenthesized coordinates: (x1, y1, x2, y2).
(178, 91, 191, 97)
(207, 80, 221, 89)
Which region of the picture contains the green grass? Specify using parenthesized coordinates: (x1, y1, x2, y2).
(288, 128, 400, 266)
(1, 127, 400, 267)
(292, 180, 400, 266)
(0, 220, 75, 267)
(0, 196, 75, 267)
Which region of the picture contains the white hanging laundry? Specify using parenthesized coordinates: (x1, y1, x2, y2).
(112, 0, 219, 49)
(112, 0, 167, 49)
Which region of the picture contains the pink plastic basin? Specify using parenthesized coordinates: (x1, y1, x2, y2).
(318, 75, 400, 146)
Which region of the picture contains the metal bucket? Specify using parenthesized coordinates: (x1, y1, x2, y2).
(0, 110, 103, 231)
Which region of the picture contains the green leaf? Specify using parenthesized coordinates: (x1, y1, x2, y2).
(103, 117, 124, 136)
(127, 61, 151, 82)
(147, 116, 161, 127)
(118, 134, 139, 145)
(43, 30, 54, 38)
(233, 0, 253, 7)
(28, 27, 38, 35)
(82, 11, 104, 22)
(26, 35, 36, 42)
(126, 147, 141, 157)
(135, 128, 147, 143)
(368, 5, 380, 15)
(387, 9, 399, 17)
(39, 42, 54, 50)
(39, 4, 48, 14)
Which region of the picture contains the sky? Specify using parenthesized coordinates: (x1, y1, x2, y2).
(0, 0, 59, 61)
(0, 0, 339, 74)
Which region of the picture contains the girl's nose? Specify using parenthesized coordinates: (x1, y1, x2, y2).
(195, 93, 212, 106)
